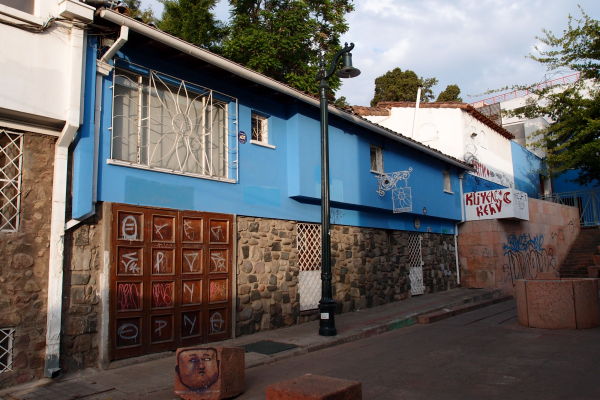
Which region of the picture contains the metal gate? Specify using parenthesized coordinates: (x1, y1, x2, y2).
(297, 223, 322, 311)
(110, 204, 233, 360)
(408, 233, 425, 295)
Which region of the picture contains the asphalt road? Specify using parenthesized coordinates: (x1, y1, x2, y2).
(240, 300, 600, 400)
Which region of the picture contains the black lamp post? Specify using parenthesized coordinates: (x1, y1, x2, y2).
(318, 42, 360, 336)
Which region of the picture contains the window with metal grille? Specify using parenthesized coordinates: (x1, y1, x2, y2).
(0, 328, 15, 373)
(443, 170, 452, 193)
(297, 223, 322, 311)
(0, 129, 23, 232)
(251, 113, 269, 146)
(111, 67, 238, 181)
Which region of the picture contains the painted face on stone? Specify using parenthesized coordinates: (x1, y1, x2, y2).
(177, 348, 220, 391)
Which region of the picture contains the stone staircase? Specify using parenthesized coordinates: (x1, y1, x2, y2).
(559, 228, 600, 277)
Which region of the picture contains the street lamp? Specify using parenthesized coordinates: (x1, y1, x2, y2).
(318, 42, 360, 336)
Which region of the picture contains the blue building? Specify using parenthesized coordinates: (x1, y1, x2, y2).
(56, 9, 473, 369)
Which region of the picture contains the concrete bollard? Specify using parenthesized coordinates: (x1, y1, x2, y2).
(174, 346, 245, 400)
(265, 373, 362, 400)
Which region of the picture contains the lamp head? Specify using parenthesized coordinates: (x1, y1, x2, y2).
(337, 51, 361, 79)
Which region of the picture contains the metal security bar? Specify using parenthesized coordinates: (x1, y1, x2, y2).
(0, 328, 15, 373)
(297, 223, 322, 311)
(408, 233, 425, 295)
(541, 189, 600, 227)
(111, 67, 238, 182)
(0, 130, 23, 231)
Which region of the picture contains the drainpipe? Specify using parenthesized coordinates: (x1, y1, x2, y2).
(97, 25, 128, 76)
(44, 25, 86, 378)
(410, 87, 422, 138)
(454, 172, 465, 285)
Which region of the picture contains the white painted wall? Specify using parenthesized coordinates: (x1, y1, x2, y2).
(0, 0, 92, 128)
(364, 106, 515, 187)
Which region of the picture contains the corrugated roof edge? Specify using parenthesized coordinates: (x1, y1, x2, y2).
(96, 8, 473, 171)
(372, 101, 515, 140)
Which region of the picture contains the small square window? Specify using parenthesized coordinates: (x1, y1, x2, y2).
(251, 113, 269, 145)
(0, 0, 34, 14)
(0, 328, 15, 373)
(370, 145, 383, 173)
(443, 170, 452, 193)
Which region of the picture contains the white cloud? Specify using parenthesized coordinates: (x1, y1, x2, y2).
(140, 0, 600, 106)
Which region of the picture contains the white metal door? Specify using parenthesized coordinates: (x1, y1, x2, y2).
(408, 233, 425, 295)
(297, 223, 322, 311)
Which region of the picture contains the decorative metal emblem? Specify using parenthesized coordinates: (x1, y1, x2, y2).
(376, 168, 413, 213)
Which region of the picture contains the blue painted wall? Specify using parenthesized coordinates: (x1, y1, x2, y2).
(75, 39, 467, 234)
(462, 173, 505, 194)
(553, 169, 600, 193)
(511, 141, 543, 197)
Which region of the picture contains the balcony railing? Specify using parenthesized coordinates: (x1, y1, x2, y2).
(540, 189, 600, 227)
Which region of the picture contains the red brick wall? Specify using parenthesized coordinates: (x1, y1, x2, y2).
(458, 198, 580, 295)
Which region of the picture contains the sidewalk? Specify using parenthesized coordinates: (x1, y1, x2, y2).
(1, 288, 508, 400)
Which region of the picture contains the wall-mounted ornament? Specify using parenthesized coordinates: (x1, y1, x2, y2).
(414, 218, 421, 229)
(238, 131, 247, 144)
(375, 167, 413, 213)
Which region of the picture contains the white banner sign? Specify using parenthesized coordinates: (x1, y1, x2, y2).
(464, 188, 529, 221)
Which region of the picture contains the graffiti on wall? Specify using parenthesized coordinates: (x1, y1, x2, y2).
(502, 233, 557, 284)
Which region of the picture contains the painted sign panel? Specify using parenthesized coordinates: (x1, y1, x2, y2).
(464, 188, 528, 221)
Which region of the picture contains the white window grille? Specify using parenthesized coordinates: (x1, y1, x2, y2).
(251, 113, 269, 145)
(111, 67, 238, 181)
(297, 223, 322, 311)
(370, 145, 383, 173)
(0, 328, 15, 373)
(408, 233, 425, 295)
(0, 129, 23, 232)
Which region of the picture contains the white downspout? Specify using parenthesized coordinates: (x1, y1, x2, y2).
(44, 24, 86, 378)
(410, 87, 422, 138)
(455, 173, 465, 285)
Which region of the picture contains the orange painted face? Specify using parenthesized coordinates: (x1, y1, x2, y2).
(177, 348, 220, 391)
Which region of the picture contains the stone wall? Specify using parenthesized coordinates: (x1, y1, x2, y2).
(60, 206, 105, 373)
(236, 216, 458, 336)
(458, 198, 580, 295)
(0, 133, 54, 388)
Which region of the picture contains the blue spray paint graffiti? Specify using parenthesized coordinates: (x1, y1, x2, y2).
(502, 233, 557, 283)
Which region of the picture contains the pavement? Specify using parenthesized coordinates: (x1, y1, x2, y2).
(0, 287, 508, 400)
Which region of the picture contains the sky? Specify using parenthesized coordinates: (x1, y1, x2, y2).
(141, 0, 600, 106)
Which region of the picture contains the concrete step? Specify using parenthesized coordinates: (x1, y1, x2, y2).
(417, 296, 512, 324)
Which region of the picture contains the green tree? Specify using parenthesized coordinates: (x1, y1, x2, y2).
(436, 84, 462, 102)
(370, 68, 438, 106)
(222, 0, 354, 96)
(524, 8, 600, 184)
(158, 0, 227, 52)
(123, 0, 155, 24)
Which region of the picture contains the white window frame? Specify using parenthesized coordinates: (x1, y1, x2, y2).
(251, 112, 274, 149)
(443, 170, 453, 193)
(0, 129, 23, 232)
(370, 145, 383, 173)
(0, 327, 15, 373)
(110, 66, 238, 183)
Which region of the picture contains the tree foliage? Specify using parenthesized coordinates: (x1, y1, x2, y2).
(524, 8, 600, 184)
(158, 0, 227, 52)
(370, 68, 438, 106)
(123, 0, 155, 24)
(222, 0, 354, 96)
(436, 84, 462, 102)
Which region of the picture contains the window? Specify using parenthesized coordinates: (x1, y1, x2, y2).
(370, 145, 383, 173)
(0, 129, 23, 232)
(0, 328, 14, 373)
(111, 68, 237, 181)
(443, 170, 452, 193)
(0, 0, 34, 14)
(251, 113, 271, 147)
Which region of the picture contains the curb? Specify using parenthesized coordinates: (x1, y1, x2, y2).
(246, 292, 510, 369)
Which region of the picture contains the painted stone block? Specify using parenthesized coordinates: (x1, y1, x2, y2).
(514, 280, 528, 327)
(266, 374, 362, 400)
(526, 280, 576, 329)
(572, 279, 600, 329)
(174, 346, 245, 400)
